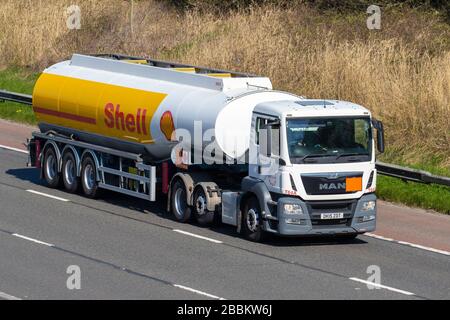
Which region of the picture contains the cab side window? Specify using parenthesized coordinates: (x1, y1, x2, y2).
(255, 117, 268, 145)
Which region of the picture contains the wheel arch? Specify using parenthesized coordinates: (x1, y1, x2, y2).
(239, 191, 256, 212)
(167, 172, 194, 212)
(40, 140, 61, 178)
(192, 182, 221, 212)
(61, 145, 81, 176)
(241, 176, 273, 218)
(80, 149, 101, 181)
(166, 172, 214, 212)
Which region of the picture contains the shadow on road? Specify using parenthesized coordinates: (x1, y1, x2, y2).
(6, 167, 368, 247)
(6, 168, 44, 186)
(94, 191, 369, 247)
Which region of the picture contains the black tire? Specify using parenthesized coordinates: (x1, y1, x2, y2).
(62, 151, 80, 193)
(242, 197, 266, 242)
(193, 187, 215, 226)
(81, 156, 100, 198)
(43, 147, 61, 188)
(171, 179, 192, 222)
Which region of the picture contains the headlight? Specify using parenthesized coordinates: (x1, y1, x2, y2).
(362, 214, 376, 222)
(283, 203, 303, 215)
(357, 214, 376, 223)
(285, 218, 307, 225)
(361, 200, 376, 211)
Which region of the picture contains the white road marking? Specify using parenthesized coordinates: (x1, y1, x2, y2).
(364, 233, 394, 242)
(349, 277, 415, 296)
(12, 233, 54, 247)
(173, 284, 225, 300)
(173, 229, 223, 244)
(0, 144, 28, 154)
(0, 291, 21, 300)
(26, 189, 70, 202)
(396, 241, 450, 256)
(365, 233, 450, 256)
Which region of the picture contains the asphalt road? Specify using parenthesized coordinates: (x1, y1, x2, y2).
(0, 147, 449, 300)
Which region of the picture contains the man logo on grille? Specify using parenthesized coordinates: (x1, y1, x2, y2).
(319, 183, 346, 190)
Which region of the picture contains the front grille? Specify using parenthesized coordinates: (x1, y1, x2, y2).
(306, 199, 356, 229)
(301, 172, 363, 195)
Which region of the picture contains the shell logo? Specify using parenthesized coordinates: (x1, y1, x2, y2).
(160, 110, 175, 141)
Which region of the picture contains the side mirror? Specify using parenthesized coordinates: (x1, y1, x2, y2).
(372, 119, 385, 153)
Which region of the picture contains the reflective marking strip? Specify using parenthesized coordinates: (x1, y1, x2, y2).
(173, 284, 225, 300)
(12, 233, 54, 247)
(26, 189, 70, 202)
(349, 277, 415, 296)
(173, 229, 223, 244)
(0, 144, 28, 154)
(365, 233, 450, 256)
(0, 291, 21, 300)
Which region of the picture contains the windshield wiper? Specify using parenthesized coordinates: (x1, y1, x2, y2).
(335, 153, 369, 160)
(296, 154, 334, 162)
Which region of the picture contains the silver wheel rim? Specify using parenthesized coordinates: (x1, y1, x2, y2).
(174, 186, 186, 219)
(64, 159, 75, 185)
(83, 164, 95, 191)
(45, 154, 56, 181)
(246, 208, 259, 232)
(195, 194, 206, 216)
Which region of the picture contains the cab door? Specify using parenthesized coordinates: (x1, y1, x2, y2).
(249, 113, 282, 190)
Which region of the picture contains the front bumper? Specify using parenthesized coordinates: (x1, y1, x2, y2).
(263, 194, 377, 236)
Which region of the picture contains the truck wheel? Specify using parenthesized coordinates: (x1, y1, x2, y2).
(43, 147, 61, 188)
(193, 187, 214, 226)
(171, 179, 192, 222)
(62, 151, 79, 193)
(242, 197, 266, 242)
(81, 156, 100, 198)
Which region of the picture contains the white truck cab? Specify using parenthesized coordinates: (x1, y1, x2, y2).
(223, 98, 384, 241)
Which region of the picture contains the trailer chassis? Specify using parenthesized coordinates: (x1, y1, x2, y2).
(28, 131, 157, 201)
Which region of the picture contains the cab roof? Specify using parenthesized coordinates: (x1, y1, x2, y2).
(254, 99, 371, 118)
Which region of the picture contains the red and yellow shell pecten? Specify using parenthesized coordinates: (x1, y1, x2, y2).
(160, 110, 175, 141)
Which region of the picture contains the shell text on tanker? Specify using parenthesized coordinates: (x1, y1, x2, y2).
(104, 103, 148, 135)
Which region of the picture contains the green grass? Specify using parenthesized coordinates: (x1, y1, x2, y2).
(380, 149, 450, 177)
(376, 153, 450, 214)
(376, 175, 450, 214)
(0, 67, 39, 124)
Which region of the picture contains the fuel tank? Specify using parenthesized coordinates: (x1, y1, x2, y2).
(32, 54, 299, 161)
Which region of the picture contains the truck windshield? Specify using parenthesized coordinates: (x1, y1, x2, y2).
(286, 117, 372, 164)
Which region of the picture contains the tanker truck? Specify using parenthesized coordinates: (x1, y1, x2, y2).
(25, 53, 385, 242)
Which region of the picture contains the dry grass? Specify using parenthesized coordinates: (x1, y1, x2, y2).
(0, 0, 449, 168)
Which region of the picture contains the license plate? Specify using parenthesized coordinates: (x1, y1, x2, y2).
(320, 212, 344, 220)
